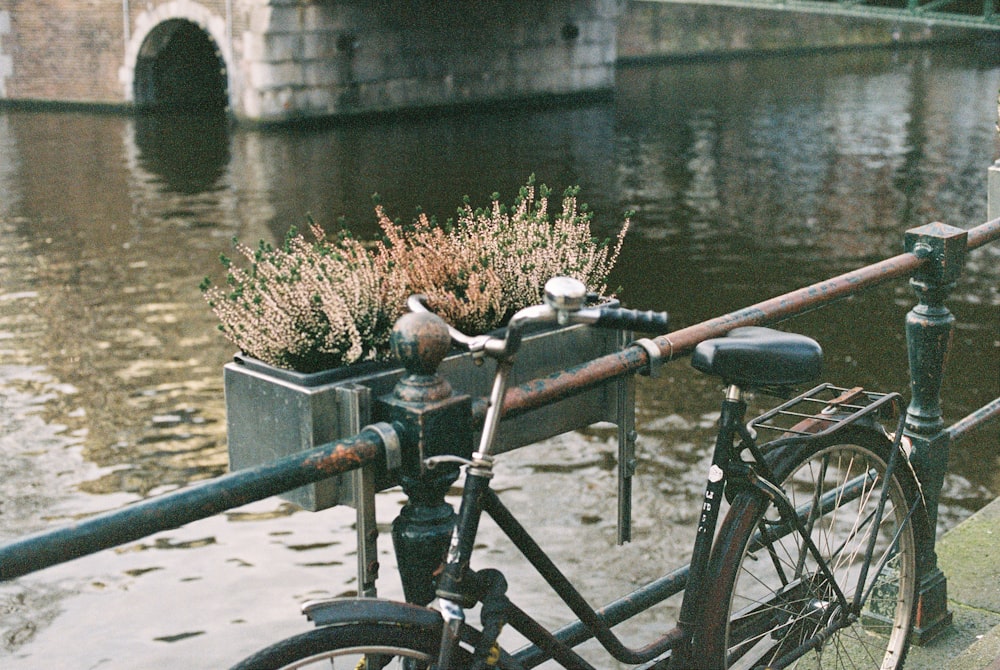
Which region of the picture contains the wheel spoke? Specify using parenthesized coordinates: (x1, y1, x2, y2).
(229, 619, 455, 670)
(696, 432, 919, 670)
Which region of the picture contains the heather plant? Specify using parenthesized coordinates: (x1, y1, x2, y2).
(201, 223, 409, 373)
(375, 204, 507, 335)
(202, 179, 630, 373)
(454, 179, 628, 314)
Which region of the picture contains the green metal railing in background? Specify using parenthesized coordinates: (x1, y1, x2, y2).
(646, 0, 1000, 30)
(0, 210, 997, 645)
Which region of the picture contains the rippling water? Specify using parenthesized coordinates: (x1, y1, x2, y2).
(1, 44, 998, 667)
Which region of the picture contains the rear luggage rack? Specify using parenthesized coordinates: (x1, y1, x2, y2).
(750, 383, 903, 440)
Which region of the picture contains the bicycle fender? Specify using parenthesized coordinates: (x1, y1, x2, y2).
(778, 415, 928, 510)
(302, 597, 442, 630)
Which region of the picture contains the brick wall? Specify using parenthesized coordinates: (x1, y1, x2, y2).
(0, 10, 12, 97)
(1, 0, 238, 106)
(4, 0, 126, 103)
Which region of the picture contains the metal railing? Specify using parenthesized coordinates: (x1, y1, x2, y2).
(0, 213, 997, 643)
(643, 0, 1000, 31)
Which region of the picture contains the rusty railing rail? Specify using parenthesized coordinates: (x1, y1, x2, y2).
(0, 426, 389, 581)
(0, 216, 997, 642)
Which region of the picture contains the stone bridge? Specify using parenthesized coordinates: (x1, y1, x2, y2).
(0, 1, 986, 124)
(1, 1, 622, 123)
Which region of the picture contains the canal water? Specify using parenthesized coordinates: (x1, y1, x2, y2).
(1, 44, 998, 667)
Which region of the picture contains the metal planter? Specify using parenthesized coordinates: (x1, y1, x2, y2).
(225, 321, 634, 512)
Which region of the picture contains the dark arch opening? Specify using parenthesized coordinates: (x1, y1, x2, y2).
(134, 19, 228, 115)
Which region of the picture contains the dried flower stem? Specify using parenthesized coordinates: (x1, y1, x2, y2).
(202, 179, 630, 372)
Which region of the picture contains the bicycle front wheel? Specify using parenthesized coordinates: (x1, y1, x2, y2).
(696, 426, 923, 670)
(230, 620, 454, 670)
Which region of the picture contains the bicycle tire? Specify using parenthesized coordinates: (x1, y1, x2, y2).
(695, 425, 924, 670)
(229, 619, 468, 670)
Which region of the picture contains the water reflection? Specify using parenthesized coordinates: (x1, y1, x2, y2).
(0, 113, 234, 503)
(132, 113, 230, 195)
(619, 47, 1000, 265)
(0, 44, 998, 668)
(0, 115, 20, 216)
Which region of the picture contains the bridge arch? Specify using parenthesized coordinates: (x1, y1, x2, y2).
(120, 2, 234, 114)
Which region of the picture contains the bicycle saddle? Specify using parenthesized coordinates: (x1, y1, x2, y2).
(690, 326, 822, 388)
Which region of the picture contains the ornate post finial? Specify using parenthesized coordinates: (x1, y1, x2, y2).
(390, 310, 453, 403)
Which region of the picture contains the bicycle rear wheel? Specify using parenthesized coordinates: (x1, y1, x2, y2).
(230, 620, 454, 670)
(695, 426, 923, 669)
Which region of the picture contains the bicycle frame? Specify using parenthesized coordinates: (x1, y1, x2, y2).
(421, 377, 762, 666)
(0, 219, 995, 668)
(429, 349, 921, 670)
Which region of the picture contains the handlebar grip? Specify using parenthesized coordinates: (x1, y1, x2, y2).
(593, 308, 669, 333)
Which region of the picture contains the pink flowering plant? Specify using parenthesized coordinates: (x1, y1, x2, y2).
(201, 178, 630, 373)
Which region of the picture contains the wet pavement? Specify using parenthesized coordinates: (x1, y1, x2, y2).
(908, 496, 1000, 669)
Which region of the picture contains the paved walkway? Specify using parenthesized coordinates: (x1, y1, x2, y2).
(907, 497, 1000, 669)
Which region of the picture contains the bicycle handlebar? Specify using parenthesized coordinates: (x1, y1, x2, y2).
(407, 277, 669, 361)
(586, 307, 671, 333)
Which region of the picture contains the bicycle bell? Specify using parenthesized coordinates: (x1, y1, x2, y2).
(544, 276, 587, 324)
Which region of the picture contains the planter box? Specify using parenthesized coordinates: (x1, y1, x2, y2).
(225, 321, 634, 511)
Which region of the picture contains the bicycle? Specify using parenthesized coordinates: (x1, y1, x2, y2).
(230, 276, 930, 670)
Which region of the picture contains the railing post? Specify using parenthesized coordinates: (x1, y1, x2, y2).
(902, 221, 967, 643)
(988, 160, 1000, 221)
(378, 311, 473, 606)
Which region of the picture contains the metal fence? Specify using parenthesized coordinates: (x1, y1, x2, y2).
(1, 212, 998, 641)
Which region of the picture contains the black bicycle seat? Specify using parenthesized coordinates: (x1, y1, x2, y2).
(691, 327, 822, 388)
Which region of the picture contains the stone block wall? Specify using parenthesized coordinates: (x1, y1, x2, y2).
(0, 0, 982, 122)
(238, 0, 620, 122)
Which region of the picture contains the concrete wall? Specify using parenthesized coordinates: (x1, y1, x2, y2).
(618, 1, 975, 61)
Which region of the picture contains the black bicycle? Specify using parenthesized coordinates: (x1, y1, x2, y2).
(231, 277, 928, 670)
